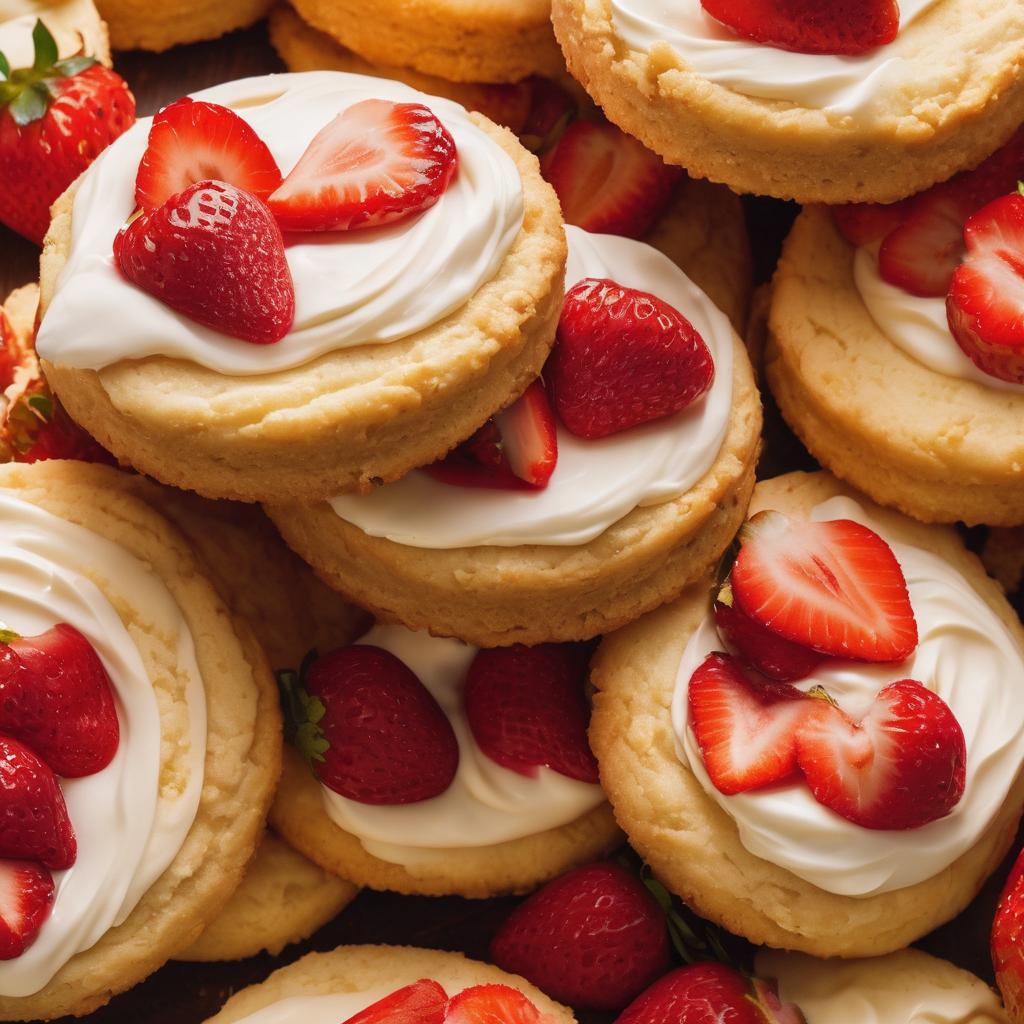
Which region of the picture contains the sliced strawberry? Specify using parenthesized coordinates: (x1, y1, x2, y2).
(280, 645, 459, 805)
(519, 78, 575, 153)
(342, 980, 449, 1024)
(463, 82, 532, 135)
(947, 191, 1024, 385)
(490, 861, 672, 1012)
(796, 679, 965, 830)
(268, 99, 458, 232)
(115, 179, 295, 345)
(730, 511, 918, 664)
(16, 400, 114, 465)
(0, 860, 55, 960)
(422, 420, 527, 490)
(464, 643, 598, 784)
(701, 0, 899, 56)
(540, 120, 682, 239)
(549, 278, 714, 440)
(688, 652, 816, 795)
(134, 97, 282, 211)
(993, 846, 1024, 1022)
(877, 193, 969, 297)
(0, 623, 119, 778)
(444, 985, 547, 1024)
(831, 200, 910, 247)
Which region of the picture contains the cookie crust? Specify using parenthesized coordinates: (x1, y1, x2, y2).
(93, 0, 272, 51)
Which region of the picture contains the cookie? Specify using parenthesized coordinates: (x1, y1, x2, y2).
(551, 0, 1024, 203)
(590, 471, 1024, 957)
(767, 205, 1024, 525)
(92, 0, 271, 51)
(0, 0, 110, 66)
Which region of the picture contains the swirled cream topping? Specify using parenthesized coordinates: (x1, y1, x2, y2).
(672, 495, 1024, 897)
(35, 71, 524, 375)
(0, 492, 206, 997)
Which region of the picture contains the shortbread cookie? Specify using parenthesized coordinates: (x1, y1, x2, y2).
(179, 832, 357, 962)
(551, 0, 1024, 203)
(37, 71, 566, 503)
(287, 0, 564, 84)
(591, 471, 1024, 957)
(767, 205, 1024, 525)
(0, 459, 281, 1019)
(93, 0, 271, 51)
(0, 0, 110, 65)
(205, 945, 575, 1023)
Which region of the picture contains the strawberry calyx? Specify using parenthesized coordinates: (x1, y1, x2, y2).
(0, 19, 96, 127)
(277, 652, 330, 771)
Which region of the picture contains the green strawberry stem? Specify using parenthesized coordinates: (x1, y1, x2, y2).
(276, 651, 329, 771)
(0, 627, 20, 645)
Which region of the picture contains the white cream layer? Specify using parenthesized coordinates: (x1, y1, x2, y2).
(230, 990, 396, 1024)
(611, 0, 941, 117)
(35, 71, 524, 375)
(0, 0, 108, 68)
(319, 624, 605, 866)
(0, 493, 206, 997)
(329, 226, 734, 548)
(672, 495, 1024, 898)
(756, 950, 1009, 1023)
(854, 243, 1024, 393)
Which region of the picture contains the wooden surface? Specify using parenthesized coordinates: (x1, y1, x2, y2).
(0, 21, 1013, 1022)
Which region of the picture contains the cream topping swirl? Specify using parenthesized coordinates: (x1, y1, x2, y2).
(329, 226, 734, 548)
(319, 624, 605, 866)
(0, 493, 206, 997)
(671, 495, 1024, 897)
(610, 0, 941, 116)
(35, 71, 524, 375)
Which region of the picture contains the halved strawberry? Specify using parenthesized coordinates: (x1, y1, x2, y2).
(464, 643, 598, 784)
(463, 82, 532, 135)
(134, 97, 282, 211)
(993, 846, 1024, 1022)
(877, 193, 969, 297)
(946, 190, 1024, 385)
(831, 200, 910, 247)
(688, 652, 816, 795)
(730, 511, 918, 664)
(0, 861, 55, 960)
(540, 120, 682, 239)
(342, 980, 448, 1024)
(796, 678, 965, 830)
(268, 99, 458, 232)
(444, 985, 547, 1024)
(519, 77, 575, 154)
(701, 0, 899, 56)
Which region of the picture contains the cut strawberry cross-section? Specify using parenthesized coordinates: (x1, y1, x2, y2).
(0, 860, 54, 961)
(341, 980, 448, 1024)
(444, 985, 548, 1024)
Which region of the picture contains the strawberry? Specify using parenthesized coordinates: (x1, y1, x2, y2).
(519, 78, 575, 153)
(796, 678, 966, 830)
(114, 179, 295, 345)
(268, 99, 458, 232)
(549, 278, 715, 440)
(729, 511, 918, 664)
(0, 307, 18, 392)
(615, 963, 806, 1024)
(946, 190, 1024, 385)
(0, 860, 55, 960)
(700, 0, 899, 56)
(0, 736, 75, 869)
(134, 97, 282, 211)
(993, 846, 1024, 1022)
(0, 623, 119, 778)
(342, 980, 449, 1024)
(831, 200, 910, 247)
(444, 985, 549, 1024)
(279, 645, 459, 805)
(464, 82, 532, 135)
(0, 19, 135, 244)
(877, 193, 969, 298)
(490, 861, 672, 1011)
(464, 643, 599, 784)
(688, 652, 816, 795)
(540, 120, 682, 239)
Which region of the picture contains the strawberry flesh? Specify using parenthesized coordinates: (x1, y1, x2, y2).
(877, 194, 969, 298)
(713, 597, 825, 682)
(0, 860, 55, 960)
(831, 200, 910, 247)
(115, 179, 295, 345)
(550, 278, 715, 440)
(993, 846, 1024, 1022)
(342, 980, 449, 1024)
(444, 985, 547, 1024)
(268, 99, 458, 232)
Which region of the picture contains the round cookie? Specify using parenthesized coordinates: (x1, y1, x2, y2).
(204, 945, 575, 1023)
(37, 72, 567, 504)
(0, 459, 281, 1020)
(551, 0, 1024, 203)
(590, 470, 1024, 958)
(767, 205, 1024, 525)
(286, 0, 564, 84)
(92, 0, 271, 51)
(0, 0, 110, 66)
(178, 832, 357, 962)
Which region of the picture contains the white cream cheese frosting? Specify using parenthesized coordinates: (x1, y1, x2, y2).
(319, 624, 605, 866)
(853, 243, 1024, 393)
(671, 495, 1024, 898)
(0, 0, 109, 68)
(229, 990, 396, 1024)
(756, 949, 1009, 1024)
(0, 493, 206, 997)
(610, 0, 942, 117)
(328, 225, 734, 548)
(35, 71, 524, 375)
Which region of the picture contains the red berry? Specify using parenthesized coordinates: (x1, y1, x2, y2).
(831, 200, 910, 247)
(549, 278, 715, 440)
(341, 980, 449, 1024)
(713, 598, 825, 683)
(520, 78, 575, 152)
(114, 179, 295, 345)
(877, 193, 969, 298)
(0, 307, 18, 392)
(993, 847, 1024, 1022)
(0, 860, 55, 960)
(462, 82, 532, 135)
(444, 985, 547, 1024)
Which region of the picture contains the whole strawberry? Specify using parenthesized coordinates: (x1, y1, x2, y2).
(993, 847, 1024, 1022)
(490, 861, 672, 1011)
(0, 19, 135, 244)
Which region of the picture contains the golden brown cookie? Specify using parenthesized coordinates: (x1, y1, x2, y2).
(92, 0, 271, 51)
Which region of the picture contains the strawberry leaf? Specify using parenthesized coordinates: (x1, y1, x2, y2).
(27, 394, 52, 420)
(53, 56, 96, 78)
(9, 84, 48, 127)
(0, 628, 20, 645)
(277, 661, 330, 770)
(0, 53, 10, 81)
(31, 20, 58, 74)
